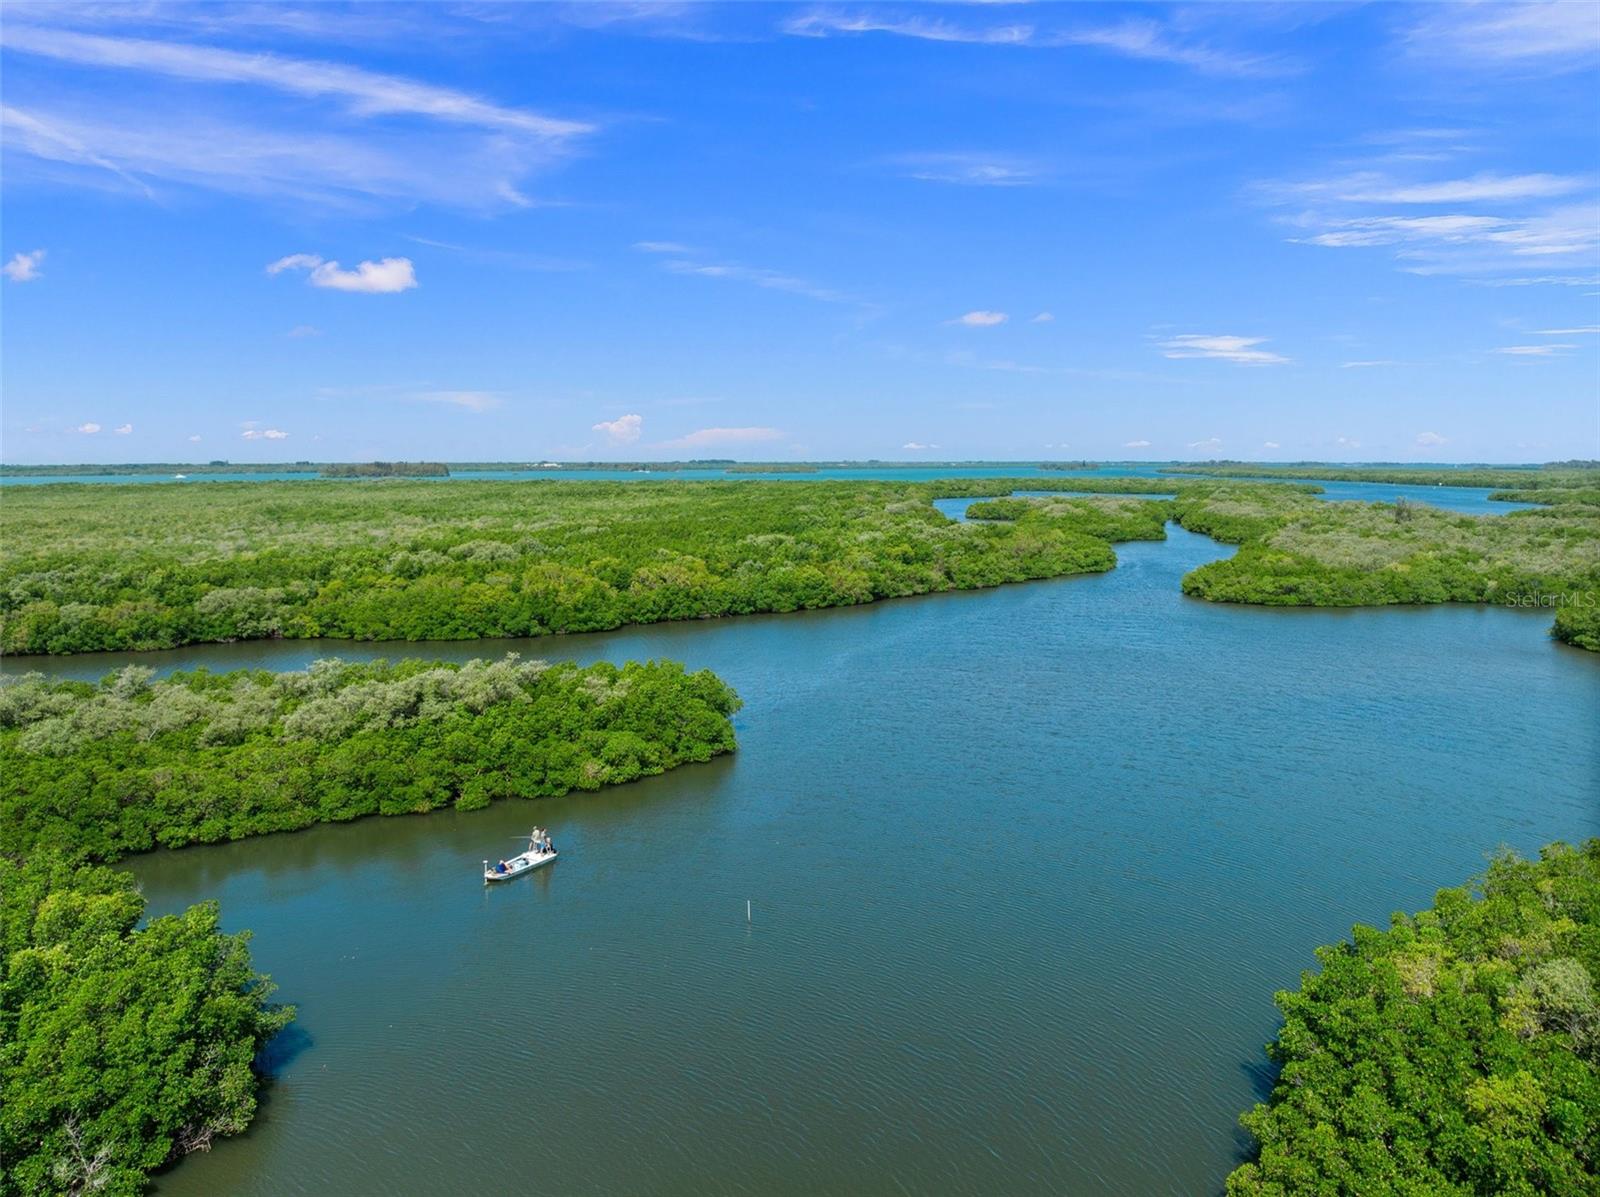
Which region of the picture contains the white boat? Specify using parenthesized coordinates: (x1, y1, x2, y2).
(484, 829, 557, 883)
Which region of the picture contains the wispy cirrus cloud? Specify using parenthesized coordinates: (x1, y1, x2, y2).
(1159, 334, 1289, 365)
(658, 426, 784, 449)
(1494, 344, 1575, 357)
(782, 9, 1286, 76)
(634, 242, 863, 307)
(0, 21, 594, 210)
(1402, 2, 1600, 70)
(890, 152, 1044, 187)
(414, 390, 501, 412)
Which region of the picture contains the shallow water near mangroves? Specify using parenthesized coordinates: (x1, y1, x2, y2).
(17, 524, 1596, 1196)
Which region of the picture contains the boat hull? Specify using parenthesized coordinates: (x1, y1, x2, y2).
(484, 849, 557, 883)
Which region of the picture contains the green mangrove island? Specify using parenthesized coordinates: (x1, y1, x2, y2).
(1229, 841, 1600, 1197)
(0, 654, 741, 859)
(0, 652, 740, 1192)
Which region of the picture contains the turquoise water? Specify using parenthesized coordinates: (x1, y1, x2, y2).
(17, 524, 1596, 1195)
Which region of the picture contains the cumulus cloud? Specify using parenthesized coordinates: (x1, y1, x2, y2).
(1187, 437, 1223, 452)
(1030, 311, 1054, 323)
(593, 413, 644, 444)
(1159, 334, 1288, 365)
(1416, 431, 1447, 446)
(952, 310, 1008, 326)
(901, 441, 939, 450)
(1263, 441, 1281, 449)
(659, 426, 784, 449)
(1335, 436, 1361, 449)
(3, 249, 45, 282)
(1124, 439, 1152, 449)
(188, 434, 202, 442)
(267, 253, 417, 293)
(113, 423, 132, 435)
(241, 427, 289, 440)
(75, 422, 101, 434)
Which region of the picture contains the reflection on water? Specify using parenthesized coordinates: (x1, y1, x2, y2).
(13, 527, 1595, 1196)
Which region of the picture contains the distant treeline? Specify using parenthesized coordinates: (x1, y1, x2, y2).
(1162, 463, 1600, 491)
(1037, 461, 1102, 471)
(1229, 840, 1600, 1197)
(320, 461, 449, 478)
(0, 655, 742, 860)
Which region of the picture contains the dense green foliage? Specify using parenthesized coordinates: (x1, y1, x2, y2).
(0, 479, 1153, 655)
(1, 853, 292, 1197)
(1169, 486, 1600, 648)
(961, 495, 1172, 542)
(1229, 841, 1600, 1196)
(318, 462, 449, 478)
(0, 655, 741, 860)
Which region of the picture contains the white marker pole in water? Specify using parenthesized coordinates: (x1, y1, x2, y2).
(747, 899, 752, 924)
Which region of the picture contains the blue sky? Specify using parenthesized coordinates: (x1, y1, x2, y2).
(2, 1, 1597, 465)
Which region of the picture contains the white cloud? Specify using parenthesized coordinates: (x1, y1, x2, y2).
(1405, 2, 1600, 68)
(1415, 431, 1447, 447)
(902, 441, 940, 450)
(1335, 436, 1361, 449)
(187, 434, 202, 442)
(1124, 439, 1152, 449)
(659, 426, 784, 449)
(287, 324, 323, 338)
(1159, 334, 1288, 365)
(1030, 311, 1054, 323)
(892, 152, 1042, 187)
(1534, 326, 1600, 335)
(659, 256, 857, 306)
(781, 10, 1280, 76)
(2, 249, 45, 282)
(0, 21, 593, 212)
(241, 428, 289, 440)
(113, 423, 132, 435)
(3, 25, 591, 138)
(75, 422, 101, 434)
(268, 253, 417, 293)
(632, 241, 694, 254)
(1342, 360, 1400, 368)
(1187, 437, 1223, 452)
(1335, 173, 1583, 205)
(415, 390, 501, 412)
(952, 310, 1008, 327)
(1494, 344, 1574, 356)
(1263, 441, 1281, 449)
(593, 413, 644, 444)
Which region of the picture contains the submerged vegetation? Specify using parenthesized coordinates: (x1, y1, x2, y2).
(1229, 841, 1600, 1196)
(0, 479, 1159, 655)
(1, 853, 292, 1197)
(0, 655, 741, 860)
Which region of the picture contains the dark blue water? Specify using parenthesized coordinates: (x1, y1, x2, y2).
(16, 524, 1594, 1196)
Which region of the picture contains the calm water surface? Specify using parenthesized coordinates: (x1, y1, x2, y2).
(16, 526, 1597, 1196)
